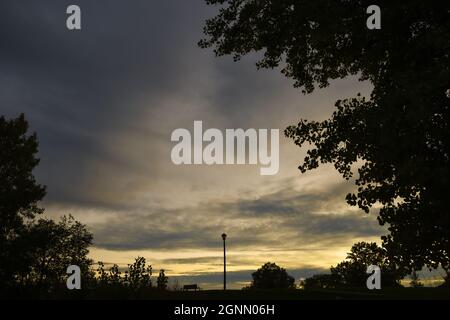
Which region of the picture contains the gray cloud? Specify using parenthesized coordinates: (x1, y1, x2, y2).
(0, 0, 220, 208)
(90, 178, 383, 251)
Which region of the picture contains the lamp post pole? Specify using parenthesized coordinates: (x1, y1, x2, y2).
(222, 233, 227, 291)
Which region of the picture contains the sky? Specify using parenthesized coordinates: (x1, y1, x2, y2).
(0, 0, 409, 289)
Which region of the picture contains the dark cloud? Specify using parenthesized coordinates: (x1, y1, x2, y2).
(90, 179, 383, 251)
(0, 0, 219, 207)
(0, 0, 312, 208)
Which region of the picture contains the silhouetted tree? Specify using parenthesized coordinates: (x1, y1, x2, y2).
(157, 269, 168, 290)
(24, 215, 93, 290)
(331, 242, 403, 287)
(107, 264, 122, 286)
(300, 274, 340, 290)
(200, 1, 450, 277)
(249, 262, 295, 289)
(0, 114, 46, 289)
(125, 257, 152, 291)
(1, 114, 94, 297)
(96, 262, 110, 286)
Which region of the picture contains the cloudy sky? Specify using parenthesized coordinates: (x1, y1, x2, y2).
(0, 0, 391, 288)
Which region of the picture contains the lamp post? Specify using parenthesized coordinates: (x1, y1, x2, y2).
(221, 233, 227, 291)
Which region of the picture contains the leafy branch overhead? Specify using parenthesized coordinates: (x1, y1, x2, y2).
(200, 0, 450, 275)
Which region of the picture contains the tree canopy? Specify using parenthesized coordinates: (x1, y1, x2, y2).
(302, 242, 404, 289)
(200, 1, 450, 275)
(331, 242, 403, 287)
(24, 216, 93, 290)
(0, 114, 46, 288)
(249, 262, 295, 289)
(0, 114, 46, 232)
(0, 114, 93, 296)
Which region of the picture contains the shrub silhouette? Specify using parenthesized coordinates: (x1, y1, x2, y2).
(157, 269, 169, 290)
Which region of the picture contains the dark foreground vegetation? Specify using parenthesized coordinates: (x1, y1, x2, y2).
(7, 287, 450, 300)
